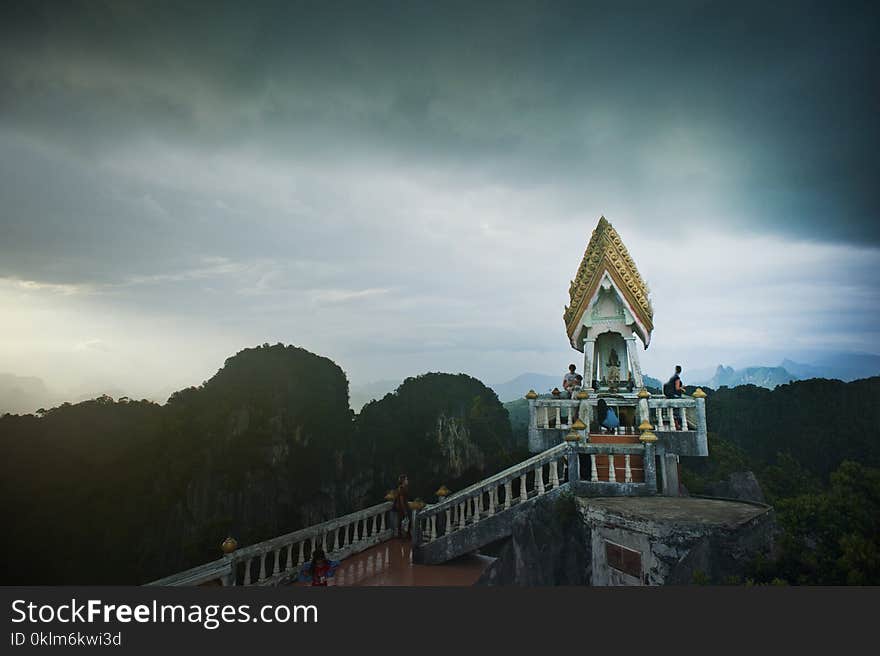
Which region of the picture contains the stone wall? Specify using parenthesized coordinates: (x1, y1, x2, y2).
(479, 495, 775, 586)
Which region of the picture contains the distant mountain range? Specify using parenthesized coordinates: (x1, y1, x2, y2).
(700, 365, 797, 389)
(489, 352, 880, 400)
(6, 351, 880, 415)
(694, 354, 880, 390)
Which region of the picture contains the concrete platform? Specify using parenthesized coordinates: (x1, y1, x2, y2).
(583, 496, 770, 529)
(582, 495, 775, 585)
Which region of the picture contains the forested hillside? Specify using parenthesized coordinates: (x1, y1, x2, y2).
(681, 377, 880, 584)
(0, 345, 517, 584)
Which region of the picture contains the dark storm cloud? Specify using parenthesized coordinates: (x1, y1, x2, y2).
(2, 1, 879, 250)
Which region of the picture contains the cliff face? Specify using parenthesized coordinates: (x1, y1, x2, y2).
(435, 413, 486, 479)
(356, 372, 518, 501)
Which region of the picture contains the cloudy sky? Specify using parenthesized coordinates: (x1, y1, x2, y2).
(1, 0, 878, 404)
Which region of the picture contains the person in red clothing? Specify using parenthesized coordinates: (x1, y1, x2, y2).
(304, 547, 337, 586)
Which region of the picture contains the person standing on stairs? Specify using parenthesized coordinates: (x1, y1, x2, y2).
(393, 474, 411, 539)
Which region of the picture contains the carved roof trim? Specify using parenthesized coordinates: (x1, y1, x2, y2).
(564, 216, 654, 347)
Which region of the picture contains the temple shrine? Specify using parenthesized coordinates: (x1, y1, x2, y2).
(526, 216, 707, 466)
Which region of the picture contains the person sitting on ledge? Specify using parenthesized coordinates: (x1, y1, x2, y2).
(663, 365, 685, 430)
(563, 364, 581, 398)
(597, 398, 620, 433)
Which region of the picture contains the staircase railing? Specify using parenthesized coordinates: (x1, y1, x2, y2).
(413, 443, 570, 545)
(414, 439, 660, 554)
(148, 502, 393, 587)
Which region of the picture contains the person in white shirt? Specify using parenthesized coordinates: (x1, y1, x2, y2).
(563, 364, 581, 398)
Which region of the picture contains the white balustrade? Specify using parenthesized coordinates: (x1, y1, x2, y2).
(504, 481, 513, 510)
(608, 454, 617, 483)
(590, 454, 598, 482)
(625, 454, 633, 483)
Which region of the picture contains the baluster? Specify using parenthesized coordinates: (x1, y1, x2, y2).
(354, 520, 360, 543)
(590, 454, 598, 482)
(323, 531, 329, 549)
(549, 458, 560, 488)
(364, 517, 371, 539)
(566, 404, 573, 426)
(681, 406, 689, 431)
(258, 551, 267, 582)
(272, 549, 280, 576)
(430, 515, 437, 541)
(520, 474, 528, 502)
(334, 527, 341, 551)
(459, 502, 467, 530)
(472, 494, 481, 523)
(608, 454, 617, 482)
(504, 481, 513, 510)
(342, 524, 350, 547)
(555, 406, 562, 428)
(244, 557, 254, 585)
(445, 508, 452, 535)
(543, 406, 550, 429)
(656, 407, 665, 431)
(380, 512, 386, 532)
(625, 454, 633, 483)
(488, 487, 497, 516)
(286, 543, 294, 571)
(667, 407, 676, 430)
(372, 514, 378, 537)
(298, 541, 305, 565)
(536, 465, 545, 494)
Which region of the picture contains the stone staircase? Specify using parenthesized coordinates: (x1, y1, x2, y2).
(412, 438, 659, 564)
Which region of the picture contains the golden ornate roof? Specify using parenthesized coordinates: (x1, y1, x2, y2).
(564, 216, 654, 346)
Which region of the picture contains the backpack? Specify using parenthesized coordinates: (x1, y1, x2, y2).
(663, 376, 677, 399)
